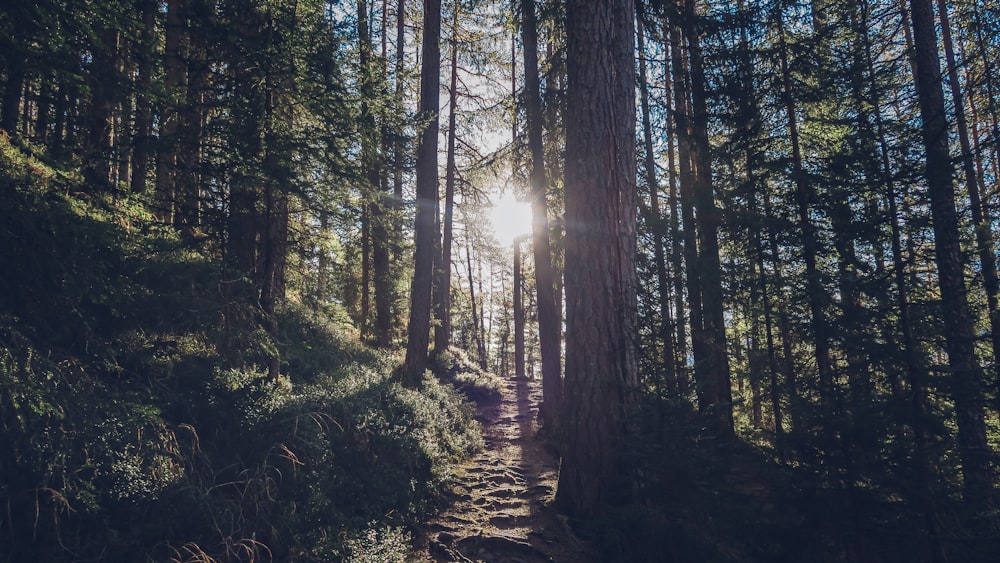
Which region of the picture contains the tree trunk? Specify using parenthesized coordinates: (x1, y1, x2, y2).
(403, 0, 442, 382)
(520, 0, 562, 432)
(434, 12, 460, 353)
(177, 2, 209, 232)
(909, 0, 992, 509)
(1, 58, 24, 134)
(84, 27, 119, 189)
(664, 38, 689, 399)
(465, 241, 487, 369)
(775, 5, 835, 414)
(514, 237, 526, 379)
(556, 0, 637, 518)
(132, 0, 155, 193)
(156, 0, 188, 222)
(684, 0, 733, 436)
(638, 17, 677, 397)
(670, 19, 706, 404)
(936, 0, 1000, 392)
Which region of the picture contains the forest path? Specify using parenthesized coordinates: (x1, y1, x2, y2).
(412, 376, 597, 563)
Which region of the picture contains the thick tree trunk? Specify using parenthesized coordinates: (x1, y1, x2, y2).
(520, 0, 562, 433)
(556, 0, 638, 518)
(403, 0, 442, 382)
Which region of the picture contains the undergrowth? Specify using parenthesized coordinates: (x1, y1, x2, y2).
(430, 347, 503, 405)
(0, 135, 482, 561)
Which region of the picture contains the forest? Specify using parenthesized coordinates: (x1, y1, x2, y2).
(2, 0, 1000, 560)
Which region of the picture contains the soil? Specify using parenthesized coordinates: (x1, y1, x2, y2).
(412, 376, 597, 563)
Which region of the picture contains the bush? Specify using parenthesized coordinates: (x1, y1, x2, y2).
(431, 346, 503, 405)
(0, 138, 483, 562)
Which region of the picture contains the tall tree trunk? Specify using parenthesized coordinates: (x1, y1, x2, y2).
(514, 237, 526, 379)
(177, 2, 209, 232)
(556, 0, 637, 518)
(863, 2, 940, 553)
(132, 0, 155, 193)
(909, 0, 992, 509)
(374, 0, 394, 348)
(735, 0, 780, 443)
(392, 0, 406, 241)
(359, 0, 379, 341)
(465, 241, 487, 369)
(637, 17, 677, 397)
(1, 59, 24, 134)
(775, 4, 835, 413)
(936, 0, 1000, 391)
(434, 11, 460, 352)
(52, 78, 67, 156)
(403, 0, 442, 382)
(85, 27, 119, 189)
(157, 0, 188, 222)
(669, 19, 705, 409)
(664, 38, 689, 399)
(35, 75, 51, 145)
(520, 0, 562, 433)
(684, 0, 733, 436)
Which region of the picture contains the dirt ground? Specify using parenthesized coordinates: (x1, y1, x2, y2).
(412, 376, 597, 563)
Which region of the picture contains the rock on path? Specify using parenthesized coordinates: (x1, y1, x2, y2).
(413, 376, 596, 563)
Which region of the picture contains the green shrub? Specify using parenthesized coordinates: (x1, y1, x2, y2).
(431, 346, 503, 404)
(0, 139, 483, 562)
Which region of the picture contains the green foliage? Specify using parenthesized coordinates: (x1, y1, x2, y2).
(431, 346, 504, 404)
(0, 138, 482, 561)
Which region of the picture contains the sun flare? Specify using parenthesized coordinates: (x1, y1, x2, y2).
(487, 193, 533, 245)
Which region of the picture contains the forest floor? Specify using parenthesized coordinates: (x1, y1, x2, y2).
(412, 376, 597, 563)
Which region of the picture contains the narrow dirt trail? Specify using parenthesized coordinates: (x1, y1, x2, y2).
(413, 376, 597, 563)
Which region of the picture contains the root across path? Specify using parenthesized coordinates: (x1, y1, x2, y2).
(413, 376, 597, 563)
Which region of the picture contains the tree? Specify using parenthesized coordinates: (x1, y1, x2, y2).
(556, 0, 638, 518)
(403, 0, 442, 381)
(908, 0, 992, 509)
(681, 0, 733, 435)
(520, 0, 562, 433)
(434, 5, 461, 353)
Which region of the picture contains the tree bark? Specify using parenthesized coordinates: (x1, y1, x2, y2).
(936, 0, 1000, 391)
(556, 0, 638, 518)
(465, 241, 488, 369)
(434, 11, 460, 353)
(520, 0, 562, 432)
(684, 0, 733, 436)
(132, 0, 156, 193)
(157, 0, 188, 222)
(637, 17, 677, 397)
(909, 0, 992, 509)
(514, 237, 526, 379)
(403, 0, 442, 382)
(775, 4, 835, 413)
(669, 19, 705, 409)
